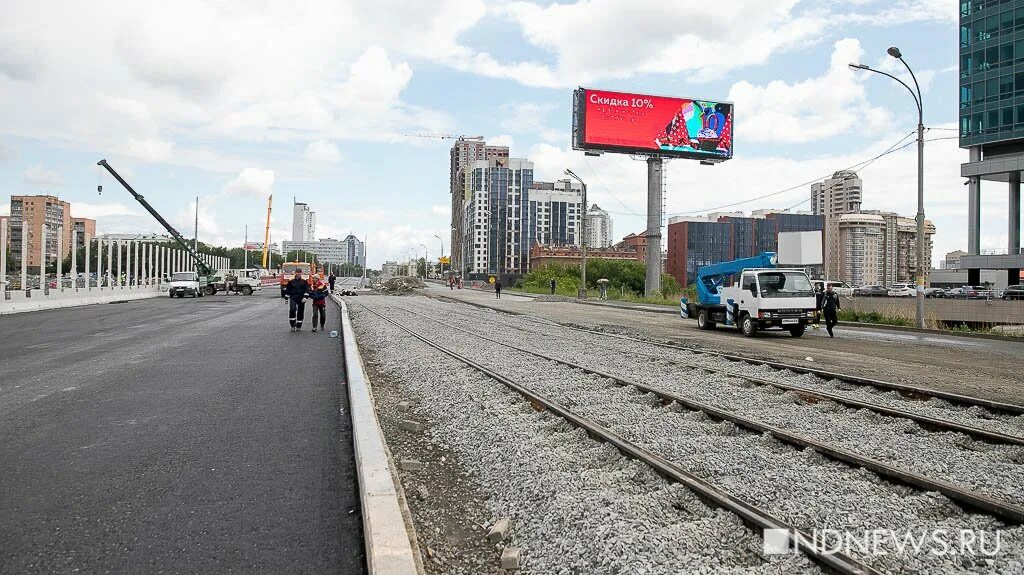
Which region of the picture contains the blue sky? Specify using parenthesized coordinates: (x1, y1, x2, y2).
(0, 0, 992, 267)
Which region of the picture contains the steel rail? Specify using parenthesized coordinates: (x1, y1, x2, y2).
(386, 302, 1024, 524)
(357, 303, 880, 575)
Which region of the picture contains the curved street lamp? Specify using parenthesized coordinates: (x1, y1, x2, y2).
(849, 47, 926, 328)
(563, 169, 588, 299)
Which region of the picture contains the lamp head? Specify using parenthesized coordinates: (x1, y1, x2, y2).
(887, 46, 902, 59)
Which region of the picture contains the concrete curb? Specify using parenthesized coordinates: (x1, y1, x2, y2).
(336, 297, 421, 575)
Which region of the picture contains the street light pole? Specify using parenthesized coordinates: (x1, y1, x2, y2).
(433, 234, 444, 277)
(850, 47, 926, 328)
(564, 169, 588, 299)
(420, 243, 428, 280)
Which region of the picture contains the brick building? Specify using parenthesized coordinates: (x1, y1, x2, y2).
(8, 195, 96, 269)
(529, 244, 640, 270)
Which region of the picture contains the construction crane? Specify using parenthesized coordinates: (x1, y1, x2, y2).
(97, 159, 214, 281)
(261, 195, 273, 269)
(404, 133, 483, 141)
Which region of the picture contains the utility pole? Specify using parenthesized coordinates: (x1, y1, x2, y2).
(193, 196, 199, 252)
(244, 224, 248, 269)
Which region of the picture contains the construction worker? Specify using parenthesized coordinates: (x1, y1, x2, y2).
(284, 270, 311, 332)
(822, 284, 841, 338)
(310, 275, 329, 332)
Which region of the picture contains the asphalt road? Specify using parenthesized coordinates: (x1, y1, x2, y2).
(0, 290, 365, 574)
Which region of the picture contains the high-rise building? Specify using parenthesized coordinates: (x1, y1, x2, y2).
(449, 137, 509, 273)
(836, 211, 935, 287)
(292, 201, 315, 242)
(586, 204, 613, 248)
(8, 195, 95, 269)
(811, 170, 863, 280)
(960, 1, 1024, 286)
(281, 235, 364, 267)
(943, 250, 967, 270)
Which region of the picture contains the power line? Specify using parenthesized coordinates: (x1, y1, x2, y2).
(583, 156, 641, 216)
(664, 129, 917, 216)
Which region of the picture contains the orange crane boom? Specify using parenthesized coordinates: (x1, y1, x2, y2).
(261, 195, 272, 268)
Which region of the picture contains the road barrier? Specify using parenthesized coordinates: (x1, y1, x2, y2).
(0, 285, 165, 315)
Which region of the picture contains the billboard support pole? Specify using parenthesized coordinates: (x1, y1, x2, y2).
(645, 156, 663, 297)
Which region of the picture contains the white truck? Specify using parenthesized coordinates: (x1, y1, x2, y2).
(204, 268, 262, 296)
(168, 271, 206, 298)
(682, 253, 818, 337)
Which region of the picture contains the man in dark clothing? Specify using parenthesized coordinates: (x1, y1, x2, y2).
(328, 272, 336, 293)
(822, 284, 841, 338)
(494, 279, 502, 299)
(550, 278, 556, 294)
(284, 270, 311, 332)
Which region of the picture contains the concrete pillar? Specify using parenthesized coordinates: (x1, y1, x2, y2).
(70, 228, 77, 289)
(1, 221, 6, 291)
(95, 237, 102, 288)
(85, 234, 91, 291)
(56, 227, 62, 292)
(40, 224, 47, 294)
(645, 156, 663, 296)
(115, 240, 122, 286)
(144, 243, 150, 285)
(1010, 172, 1021, 286)
(134, 242, 140, 286)
(20, 222, 27, 291)
(967, 147, 983, 286)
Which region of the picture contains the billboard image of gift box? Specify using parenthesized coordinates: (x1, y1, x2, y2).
(573, 88, 733, 161)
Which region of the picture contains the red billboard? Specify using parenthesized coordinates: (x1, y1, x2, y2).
(573, 88, 733, 160)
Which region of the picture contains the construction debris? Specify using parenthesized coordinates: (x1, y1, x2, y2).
(376, 276, 426, 294)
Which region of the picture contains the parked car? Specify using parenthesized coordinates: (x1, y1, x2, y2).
(1003, 285, 1024, 300)
(853, 285, 887, 297)
(924, 287, 947, 298)
(950, 285, 992, 299)
(887, 283, 915, 297)
(811, 279, 854, 296)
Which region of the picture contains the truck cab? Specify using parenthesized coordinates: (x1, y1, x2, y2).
(168, 271, 204, 298)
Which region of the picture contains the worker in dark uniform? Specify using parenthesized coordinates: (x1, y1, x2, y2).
(284, 270, 311, 332)
(328, 272, 336, 293)
(494, 278, 502, 299)
(822, 284, 841, 338)
(310, 275, 329, 332)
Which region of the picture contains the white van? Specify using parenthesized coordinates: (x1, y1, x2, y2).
(811, 279, 853, 296)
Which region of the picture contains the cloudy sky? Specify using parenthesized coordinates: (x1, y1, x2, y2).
(0, 0, 993, 267)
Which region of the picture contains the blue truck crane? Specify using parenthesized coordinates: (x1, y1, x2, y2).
(681, 252, 818, 337)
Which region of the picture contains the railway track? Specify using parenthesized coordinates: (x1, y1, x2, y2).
(355, 301, 879, 575)
(381, 300, 1024, 524)
(432, 293, 1024, 416)
(425, 301, 1024, 446)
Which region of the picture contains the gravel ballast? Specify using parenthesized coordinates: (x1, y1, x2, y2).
(351, 298, 819, 574)
(355, 296, 1024, 574)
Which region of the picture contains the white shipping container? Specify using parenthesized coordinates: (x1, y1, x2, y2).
(777, 231, 823, 265)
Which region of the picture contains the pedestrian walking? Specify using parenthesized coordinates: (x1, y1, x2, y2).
(310, 275, 329, 332)
(822, 284, 841, 338)
(549, 278, 556, 294)
(328, 272, 336, 293)
(284, 270, 311, 332)
(449, 275, 455, 290)
(599, 283, 608, 300)
(495, 278, 502, 299)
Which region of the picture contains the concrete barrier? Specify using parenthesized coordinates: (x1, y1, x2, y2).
(335, 296, 420, 575)
(0, 285, 165, 315)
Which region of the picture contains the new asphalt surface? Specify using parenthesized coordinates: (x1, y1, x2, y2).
(0, 290, 365, 574)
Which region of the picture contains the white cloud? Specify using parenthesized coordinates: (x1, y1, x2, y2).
(482, 0, 828, 87)
(487, 134, 515, 147)
(23, 164, 64, 187)
(223, 168, 275, 199)
(728, 39, 892, 144)
(69, 202, 142, 219)
(305, 140, 342, 164)
(431, 205, 450, 217)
